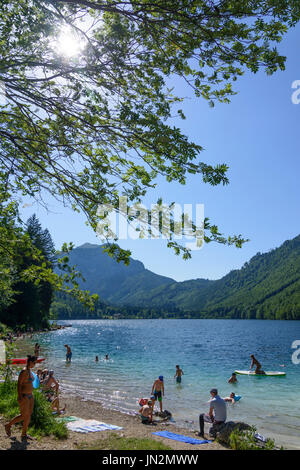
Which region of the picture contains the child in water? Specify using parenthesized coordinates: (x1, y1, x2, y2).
(228, 372, 237, 384)
(174, 365, 184, 383)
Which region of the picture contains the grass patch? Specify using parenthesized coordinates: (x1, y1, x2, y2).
(0, 381, 68, 439)
(76, 433, 172, 450)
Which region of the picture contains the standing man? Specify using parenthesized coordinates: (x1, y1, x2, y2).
(198, 388, 227, 438)
(4, 355, 37, 440)
(151, 376, 164, 413)
(64, 344, 72, 363)
(174, 365, 184, 383)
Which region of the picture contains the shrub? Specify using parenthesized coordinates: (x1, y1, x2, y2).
(229, 426, 275, 450)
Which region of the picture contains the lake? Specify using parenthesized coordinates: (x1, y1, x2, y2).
(24, 319, 300, 449)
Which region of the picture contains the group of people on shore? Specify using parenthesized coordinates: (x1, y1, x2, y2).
(3, 338, 265, 440)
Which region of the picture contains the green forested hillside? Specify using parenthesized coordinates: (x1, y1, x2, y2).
(54, 236, 300, 320)
(138, 235, 300, 319)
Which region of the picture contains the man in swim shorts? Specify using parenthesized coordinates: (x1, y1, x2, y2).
(174, 365, 184, 383)
(64, 344, 72, 362)
(250, 354, 265, 374)
(4, 355, 37, 440)
(151, 376, 164, 413)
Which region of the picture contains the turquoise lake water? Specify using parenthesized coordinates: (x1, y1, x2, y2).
(27, 319, 300, 449)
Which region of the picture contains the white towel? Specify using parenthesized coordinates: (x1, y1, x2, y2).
(67, 419, 122, 433)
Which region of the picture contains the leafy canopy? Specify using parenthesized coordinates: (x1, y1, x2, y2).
(0, 0, 299, 277)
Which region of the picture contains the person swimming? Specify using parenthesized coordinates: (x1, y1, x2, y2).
(223, 392, 240, 404)
(228, 372, 238, 384)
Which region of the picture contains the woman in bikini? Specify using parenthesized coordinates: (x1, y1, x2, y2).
(4, 355, 37, 440)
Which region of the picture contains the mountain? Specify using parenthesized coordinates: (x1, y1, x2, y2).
(60, 242, 175, 304)
(53, 236, 300, 320)
(147, 235, 300, 319)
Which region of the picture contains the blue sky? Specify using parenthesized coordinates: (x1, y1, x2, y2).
(21, 23, 300, 282)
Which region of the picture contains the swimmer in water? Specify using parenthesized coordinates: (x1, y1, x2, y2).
(223, 392, 238, 404)
(228, 372, 238, 384)
(105, 354, 109, 360)
(95, 356, 99, 362)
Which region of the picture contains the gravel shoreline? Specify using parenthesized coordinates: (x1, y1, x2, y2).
(0, 393, 227, 450)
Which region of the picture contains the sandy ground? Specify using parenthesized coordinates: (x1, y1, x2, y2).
(0, 393, 227, 451)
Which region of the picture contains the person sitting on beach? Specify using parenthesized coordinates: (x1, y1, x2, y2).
(45, 391, 66, 415)
(151, 376, 164, 414)
(250, 354, 265, 374)
(228, 372, 237, 384)
(174, 365, 184, 383)
(198, 388, 226, 438)
(41, 371, 66, 414)
(4, 355, 37, 441)
(139, 400, 153, 424)
(64, 344, 72, 362)
(41, 370, 59, 394)
(39, 369, 49, 383)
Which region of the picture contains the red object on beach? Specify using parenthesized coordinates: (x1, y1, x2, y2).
(10, 357, 46, 365)
(139, 398, 148, 407)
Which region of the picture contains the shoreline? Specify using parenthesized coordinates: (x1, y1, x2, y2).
(4, 324, 297, 450)
(1, 335, 226, 450)
(0, 393, 227, 450)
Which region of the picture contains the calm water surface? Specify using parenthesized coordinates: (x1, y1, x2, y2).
(23, 319, 300, 449)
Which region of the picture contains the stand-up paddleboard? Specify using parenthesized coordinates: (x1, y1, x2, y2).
(10, 357, 46, 365)
(235, 370, 286, 377)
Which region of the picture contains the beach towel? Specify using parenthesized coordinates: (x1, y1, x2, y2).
(152, 431, 212, 445)
(55, 416, 79, 423)
(66, 419, 123, 433)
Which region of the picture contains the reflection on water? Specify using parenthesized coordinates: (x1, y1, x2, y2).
(18, 319, 300, 449)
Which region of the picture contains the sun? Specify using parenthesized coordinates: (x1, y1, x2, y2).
(56, 27, 84, 58)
